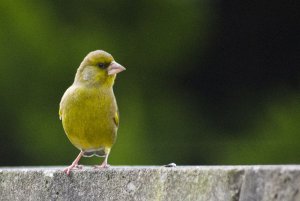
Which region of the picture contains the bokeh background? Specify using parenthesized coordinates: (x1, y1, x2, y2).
(0, 1, 298, 166)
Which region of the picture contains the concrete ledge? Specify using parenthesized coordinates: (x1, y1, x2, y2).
(1, 166, 300, 201)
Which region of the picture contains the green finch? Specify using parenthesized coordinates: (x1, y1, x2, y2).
(59, 50, 125, 175)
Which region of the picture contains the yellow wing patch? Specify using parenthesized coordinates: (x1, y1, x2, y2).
(113, 111, 119, 127)
(59, 108, 62, 120)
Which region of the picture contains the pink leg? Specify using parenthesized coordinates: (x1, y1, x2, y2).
(64, 151, 83, 175)
(99, 153, 110, 168)
(94, 152, 110, 169)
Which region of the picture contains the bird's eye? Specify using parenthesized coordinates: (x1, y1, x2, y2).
(98, 63, 105, 69)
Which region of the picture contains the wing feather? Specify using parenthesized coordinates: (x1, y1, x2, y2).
(113, 110, 119, 127)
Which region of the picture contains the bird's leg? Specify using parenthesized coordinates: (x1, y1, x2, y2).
(94, 151, 110, 169)
(99, 153, 110, 168)
(64, 151, 83, 175)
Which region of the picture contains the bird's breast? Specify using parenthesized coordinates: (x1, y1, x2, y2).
(61, 85, 118, 150)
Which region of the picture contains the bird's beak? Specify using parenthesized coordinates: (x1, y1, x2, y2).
(107, 61, 126, 75)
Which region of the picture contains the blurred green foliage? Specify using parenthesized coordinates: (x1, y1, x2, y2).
(0, 1, 299, 166)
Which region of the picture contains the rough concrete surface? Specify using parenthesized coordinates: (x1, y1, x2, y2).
(0, 166, 300, 201)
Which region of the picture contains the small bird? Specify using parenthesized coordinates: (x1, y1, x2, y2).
(59, 50, 125, 175)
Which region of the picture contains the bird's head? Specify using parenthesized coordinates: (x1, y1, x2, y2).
(75, 50, 126, 87)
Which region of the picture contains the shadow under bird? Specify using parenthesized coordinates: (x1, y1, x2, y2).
(59, 50, 126, 175)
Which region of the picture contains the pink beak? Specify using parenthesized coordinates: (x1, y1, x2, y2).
(107, 61, 126, 75)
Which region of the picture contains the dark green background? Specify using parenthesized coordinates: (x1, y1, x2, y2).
(0, 1, 299, 166)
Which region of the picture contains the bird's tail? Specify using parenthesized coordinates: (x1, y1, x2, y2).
(82, 147, 106, 157)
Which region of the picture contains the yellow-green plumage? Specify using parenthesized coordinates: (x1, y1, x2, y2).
(60, 86, 118, 155)
(59, 50, 125, 174)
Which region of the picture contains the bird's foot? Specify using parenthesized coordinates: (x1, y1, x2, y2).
(64, 163, 82, 175)
(64, 151, 84, 175)
(94, 163, 110, 169)
(64, 165, 74, 175)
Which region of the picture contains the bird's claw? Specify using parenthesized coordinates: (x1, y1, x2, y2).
(94, 163, 110, 169)
(64, 164, 82, 175)
(63, 166, 73, 175)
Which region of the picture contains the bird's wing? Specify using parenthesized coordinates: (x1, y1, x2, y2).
(59, 107, 62, 120)
(59, 96, 65, 120)
(113, 110, 119, 127)
(58, 85, 75, 121)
